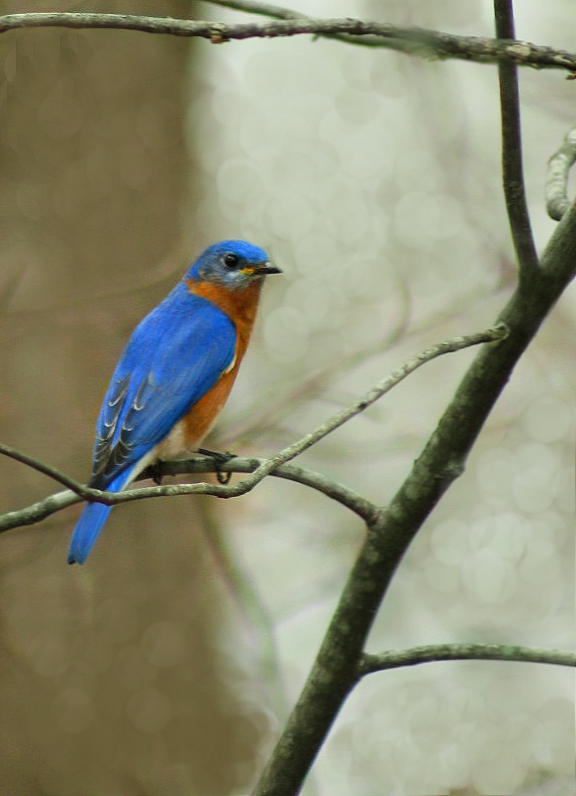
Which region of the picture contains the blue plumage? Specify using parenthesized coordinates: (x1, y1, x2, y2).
(90, 288, 237, 489)
(67, 239, 277, 564)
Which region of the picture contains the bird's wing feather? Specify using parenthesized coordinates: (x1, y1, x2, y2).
(90, 290, 236, 488)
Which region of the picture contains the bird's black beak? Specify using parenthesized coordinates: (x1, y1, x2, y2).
(253, 261, 282, 275)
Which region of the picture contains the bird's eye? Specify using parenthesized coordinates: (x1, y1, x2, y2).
(223, 252, 240, 270)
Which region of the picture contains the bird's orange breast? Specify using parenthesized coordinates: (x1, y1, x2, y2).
(178, 277, 265, 448)
(177, 359, 237, 445)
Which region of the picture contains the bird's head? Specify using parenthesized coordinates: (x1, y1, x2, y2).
(185, 240, 281, 290)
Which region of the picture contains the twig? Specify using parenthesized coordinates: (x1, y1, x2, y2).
(359, 643, 576, 675)
(0, 14, 575, 71)
(546, 124, 576, 220)
(0, 442, 91, 496)
(145, 456, 378, 521)
(222, 272, 412, 448)
(0, 489, 80, 533)
(201, 0, 424, 51)
(494, 0, 540, 277)
(207, 324, 508, 499)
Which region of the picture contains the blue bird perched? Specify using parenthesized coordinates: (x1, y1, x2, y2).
(68, 240, 281, 564)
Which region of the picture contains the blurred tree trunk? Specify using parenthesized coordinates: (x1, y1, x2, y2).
(0, 3, 263, 794)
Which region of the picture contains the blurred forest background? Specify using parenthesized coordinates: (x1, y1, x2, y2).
(0, 1, 573, 794)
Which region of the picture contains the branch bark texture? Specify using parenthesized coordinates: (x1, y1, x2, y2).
(0, 13, 575, 71)
(360, 643, 576, 674)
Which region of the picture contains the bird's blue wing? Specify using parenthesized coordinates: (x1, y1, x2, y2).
(89, 288, 236, 489)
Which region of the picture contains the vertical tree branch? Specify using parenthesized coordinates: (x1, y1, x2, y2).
(493, 0, 540, 277)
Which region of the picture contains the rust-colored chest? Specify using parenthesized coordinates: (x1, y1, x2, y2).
(169, 278, 264, 450)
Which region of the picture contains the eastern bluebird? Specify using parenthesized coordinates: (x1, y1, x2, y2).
(68, 240, 281, 564)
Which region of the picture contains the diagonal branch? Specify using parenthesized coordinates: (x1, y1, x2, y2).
(0, 13, 575, 71)
(0, 442, 92, 497)
(494, 0, 540, 277)
(214, 325, 507, 497)
(359, 643, 576, 675)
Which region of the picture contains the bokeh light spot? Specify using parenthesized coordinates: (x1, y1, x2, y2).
(28, 630, 70, 678)
(460, 548, 518, 603)
(114, 645, 157, 690)
(522, 395, 573, 443)
(51, 687, 95, 734)
(126, 687, 173, 734)
(512, 466, 556, 513)
(141, 621, 186, 668)
(216, 157, 264, 204)
(264, 305, 309, 362)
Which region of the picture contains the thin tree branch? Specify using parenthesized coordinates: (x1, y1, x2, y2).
(494, 0, 540, 277)
(221, 271, 412, 449)
(359, 644, 576, 675)
(546, 124, 576, 220)
(202, 0, 433, 52)
(0, 326, 503, 533)
(0, 13, 575, 71)
(200, 325, 507, 499)
(0, 442, 91, 497)
(144, 457, 378, 522)
(0, 457, 374, 533)
(0, 489, 80, 532)
(253, 203, 576, 796)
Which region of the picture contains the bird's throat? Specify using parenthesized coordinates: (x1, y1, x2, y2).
(185, 278, 263, 343)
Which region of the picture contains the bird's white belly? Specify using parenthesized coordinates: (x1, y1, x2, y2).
(154, 419, 192, 461)
(121, 418, 204, 489)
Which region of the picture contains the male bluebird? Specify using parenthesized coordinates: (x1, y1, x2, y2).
(68, 240, 281, 564)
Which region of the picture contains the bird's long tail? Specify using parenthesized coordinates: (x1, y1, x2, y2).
(68, 470, 132, 565)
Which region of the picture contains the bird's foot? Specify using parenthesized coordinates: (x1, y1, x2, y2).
(197, 448, 235, 485)
(149, 460, 164, 485)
